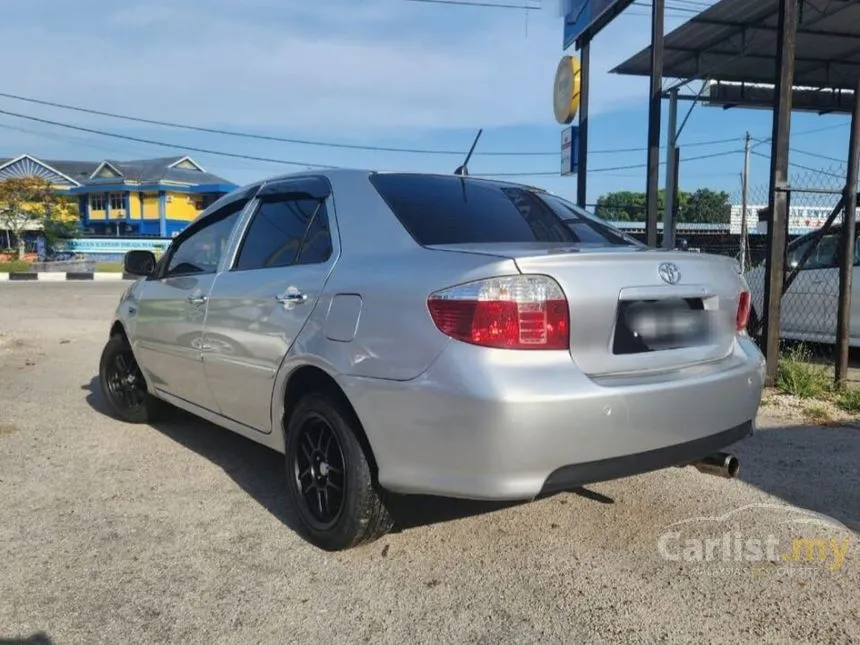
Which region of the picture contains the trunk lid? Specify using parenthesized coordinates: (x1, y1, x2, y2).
(428, 243, 742, 376)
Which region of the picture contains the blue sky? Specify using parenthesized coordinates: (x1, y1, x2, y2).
(0, 0, 852, 206)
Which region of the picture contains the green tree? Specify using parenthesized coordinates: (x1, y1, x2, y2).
(0, 177, 78, 259)
(594, 188, 731, 224)
(681, 188, 732, 224)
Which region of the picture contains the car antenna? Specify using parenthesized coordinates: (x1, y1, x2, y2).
(454, 129, 483, 176)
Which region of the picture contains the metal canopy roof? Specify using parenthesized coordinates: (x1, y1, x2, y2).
(612, 0, 860, 90)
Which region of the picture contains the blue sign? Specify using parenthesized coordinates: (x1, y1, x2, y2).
(561, 126, 580, 176)
(61, 238, 171, 255)
(563, 0, 635, 49)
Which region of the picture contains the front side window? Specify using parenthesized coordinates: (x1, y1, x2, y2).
(164, 202, 245, 277)
(787, 232, 841, 271)
(234, 197, 332, 271)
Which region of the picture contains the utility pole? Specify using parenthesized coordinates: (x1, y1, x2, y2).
(740, 132, 751, 273)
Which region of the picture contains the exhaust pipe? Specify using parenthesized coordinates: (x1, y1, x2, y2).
(691, 452, 740, 479)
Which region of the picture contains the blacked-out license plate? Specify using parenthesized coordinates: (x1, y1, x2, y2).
(616, 299, 714, 353)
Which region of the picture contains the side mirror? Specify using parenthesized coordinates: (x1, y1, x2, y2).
(124, 250, 157, 277)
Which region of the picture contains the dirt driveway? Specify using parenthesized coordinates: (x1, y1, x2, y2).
(1, 282, 857, 644)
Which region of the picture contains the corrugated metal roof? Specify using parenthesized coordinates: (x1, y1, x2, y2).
(0, 155, 232, 186)
(612, 0, 860, 90)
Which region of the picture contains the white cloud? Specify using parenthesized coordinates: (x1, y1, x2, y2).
(0, 0, 660, 136)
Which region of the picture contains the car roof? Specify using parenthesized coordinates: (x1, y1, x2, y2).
(243, 167, 545, 192)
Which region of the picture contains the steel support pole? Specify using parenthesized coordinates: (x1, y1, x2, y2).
(740, 132, 751, 273)
(762, 0, 798, 387)
(577, 42, 590, 208)
(663, 88, 678, 249)
(835, 78, 860, 386)
(645, 0, 664, 247)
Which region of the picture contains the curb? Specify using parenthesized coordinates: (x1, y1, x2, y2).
(0, 272, 135, 282)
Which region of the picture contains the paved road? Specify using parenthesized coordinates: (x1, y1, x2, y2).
(1, 282, 858, 644)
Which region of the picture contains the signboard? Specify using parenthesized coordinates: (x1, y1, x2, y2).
(561, 126, 580, 176)
(60, 237, 171, 255)
(735, 204, 855, 236)
(563, 0, 636, 50)
(553, 55, 581, 124)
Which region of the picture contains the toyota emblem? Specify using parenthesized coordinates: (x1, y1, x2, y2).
(658, 262, 681, 285)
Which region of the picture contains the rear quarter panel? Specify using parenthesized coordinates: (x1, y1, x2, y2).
(287, 170, 523, 382)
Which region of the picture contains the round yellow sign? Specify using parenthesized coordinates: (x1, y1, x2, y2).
(553, 55, 581, 125)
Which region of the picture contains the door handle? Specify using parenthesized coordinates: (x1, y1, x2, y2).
(276, 291, 308, 305)
(187, 294, 208, 305)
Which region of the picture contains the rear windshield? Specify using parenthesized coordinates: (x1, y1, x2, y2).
(369, 173, 637, 247)
(539, 193, 643, 247)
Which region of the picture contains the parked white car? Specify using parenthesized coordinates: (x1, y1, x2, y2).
(744, 222, 860, 345)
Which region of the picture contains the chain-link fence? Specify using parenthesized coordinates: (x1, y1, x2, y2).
(733, 159, 855, 376)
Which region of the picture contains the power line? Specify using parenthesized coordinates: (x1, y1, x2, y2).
(0, 107, 743, 179)
(750, 150, 844, 179)
(0, 108, 337, 170)
(480, 148, 744, 177)
(402, 0, 540, 8)
(0, 121, 276, 174)
(0, 90, 744, 156)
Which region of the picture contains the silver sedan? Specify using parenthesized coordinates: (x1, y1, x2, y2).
(99, 169, 766, 551)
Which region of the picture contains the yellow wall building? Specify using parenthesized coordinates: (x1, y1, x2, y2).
(0, 154, 236, 237)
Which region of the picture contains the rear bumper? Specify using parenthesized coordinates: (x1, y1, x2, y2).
(539, 421, 752, 495)
(342, 336, 765, 500)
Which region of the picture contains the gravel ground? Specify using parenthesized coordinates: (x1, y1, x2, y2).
(1, 282, 858, 645)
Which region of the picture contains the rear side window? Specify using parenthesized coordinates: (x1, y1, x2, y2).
(234, 198, 332, 271)
(370, 173, 580, 245)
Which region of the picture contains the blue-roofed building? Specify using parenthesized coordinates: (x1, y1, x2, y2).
(0, 154, 237, 237)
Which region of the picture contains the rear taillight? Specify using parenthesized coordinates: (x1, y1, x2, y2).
(427, 275, 569, 349)
(736, 290, 751, 332)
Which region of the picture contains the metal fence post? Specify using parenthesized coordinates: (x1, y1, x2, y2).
(836, 79, 860, 387)
(762, 0, 799, 387)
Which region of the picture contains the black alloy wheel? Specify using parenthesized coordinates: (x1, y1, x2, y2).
(284, 392, 393, 551)
(292, 413, 347, 528)
(98, 334, 169, 424)
(105, 349, 147, 413)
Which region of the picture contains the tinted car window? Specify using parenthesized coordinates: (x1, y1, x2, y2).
(370, 173, 580, 245)
(296, 203, 333, 265)
(235, 198, 330, 271)
(538, 193, 642, 246)
(164, 205, 244, 277)
(787, 232, 841, 270)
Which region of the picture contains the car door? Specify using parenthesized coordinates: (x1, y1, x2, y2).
(782, 229, 841, 338)
(201, 176, 338, 432)
(133, 200, 248, 411)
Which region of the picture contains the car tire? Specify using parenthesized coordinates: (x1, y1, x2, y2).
(284, 392, 394, 551)
(98, 333, 169, 424)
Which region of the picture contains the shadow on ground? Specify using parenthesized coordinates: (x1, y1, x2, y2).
(82, 378, 608, 539)
(83, 378, 858, 540)
(733, 421, 859, 531)
(0, 634, 53, 645)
